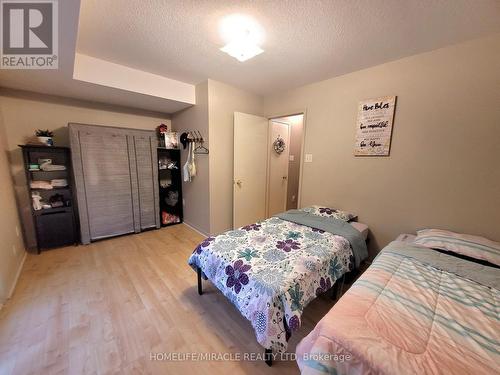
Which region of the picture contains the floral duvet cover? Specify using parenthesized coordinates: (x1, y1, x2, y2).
(188, 216, 355, 352)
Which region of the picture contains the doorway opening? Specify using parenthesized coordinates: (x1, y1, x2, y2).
(233, 111, 305, 229)
(267, 114, 304, 216)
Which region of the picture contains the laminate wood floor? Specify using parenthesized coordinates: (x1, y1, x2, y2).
(0, 224, 344, 375)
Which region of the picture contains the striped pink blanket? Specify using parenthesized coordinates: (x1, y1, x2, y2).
(296, 241, 500, 374)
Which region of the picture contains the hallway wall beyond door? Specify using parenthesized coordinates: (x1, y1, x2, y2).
(285, 115, 304, 210)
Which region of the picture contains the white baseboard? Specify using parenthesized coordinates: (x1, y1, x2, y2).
(182, 222, 210, 237)
(0, 251, 26, 311)
(8, 252, 26, 298)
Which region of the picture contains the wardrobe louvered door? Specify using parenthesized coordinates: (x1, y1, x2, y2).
(78, 131, 135, 240)
(133, 135, 160, 230)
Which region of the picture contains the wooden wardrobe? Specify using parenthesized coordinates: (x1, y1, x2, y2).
(69, 123, 160, 244)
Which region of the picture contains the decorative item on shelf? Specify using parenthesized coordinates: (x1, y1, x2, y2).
(159, 178, 172, 188)
(273, 135, 286, 154)
(28, 163, 40, 171)
(158, 123, 169, 133)
(165, 190, 179, 206)
(162, 212, 180, 225)
(49, 193, 65, 208)
(159, 157, 169, 170)
(157, 123, 168, 147)
(159, 158, 179, 170)
(157, 123, 179, 149)
(35, 129, 54, 146)
(164, 132, 178, 149)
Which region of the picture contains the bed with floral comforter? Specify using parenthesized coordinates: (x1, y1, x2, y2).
(188, 207, 367, 353)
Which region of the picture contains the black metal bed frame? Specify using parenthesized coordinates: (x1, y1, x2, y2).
(196, 266, 347, 367)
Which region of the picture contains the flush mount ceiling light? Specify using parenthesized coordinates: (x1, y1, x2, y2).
(220, 40, 264, 62)
(219, 14, 264, 62)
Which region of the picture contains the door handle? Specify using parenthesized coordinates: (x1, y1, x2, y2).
(235, 179, 242, 187)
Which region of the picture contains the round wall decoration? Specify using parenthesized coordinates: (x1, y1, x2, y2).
(273, 136, 286, 154)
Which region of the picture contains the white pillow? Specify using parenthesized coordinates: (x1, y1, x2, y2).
(414, 229, 500, 266)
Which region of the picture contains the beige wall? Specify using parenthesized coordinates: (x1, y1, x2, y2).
(264, 34, 500, 255)
(0, 89, 170, 249)
(0, 104, 25, 305)
(207, 79, 264, 234)
(0, 89, 170, 150)
(172, 79, 264, 235)
(172, 82, 211, 234)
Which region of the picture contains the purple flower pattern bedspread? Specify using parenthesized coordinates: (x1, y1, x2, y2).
(188, 216, 354, 352)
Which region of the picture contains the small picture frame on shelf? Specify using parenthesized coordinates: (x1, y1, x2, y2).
(163, 132, 178, 149)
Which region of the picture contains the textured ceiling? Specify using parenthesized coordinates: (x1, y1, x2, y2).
(1, 0, 499, 114)
(0, 0, 193, 114)
(77, 0, 500, 96)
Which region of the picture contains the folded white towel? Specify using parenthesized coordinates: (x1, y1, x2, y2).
(40, 161, 66, 171)
(42, 165, 66, 171)
(51, 179, 68, 187)
(30, 180, 53, 190)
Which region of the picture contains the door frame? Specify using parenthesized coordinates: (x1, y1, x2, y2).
(267, 109, 307, 210)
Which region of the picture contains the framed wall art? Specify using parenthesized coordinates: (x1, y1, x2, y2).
(354, 96, 396, 156)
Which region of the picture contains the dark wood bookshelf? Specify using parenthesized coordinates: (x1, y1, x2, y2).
(158, 148, 183, 227)
(19, 145, 78, 253)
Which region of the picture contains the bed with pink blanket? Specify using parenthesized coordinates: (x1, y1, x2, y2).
(296, 238, 500, 374)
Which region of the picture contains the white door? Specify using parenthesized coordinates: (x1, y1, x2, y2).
(267, 121, 290, 216)
(233, 112, 269, 228)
